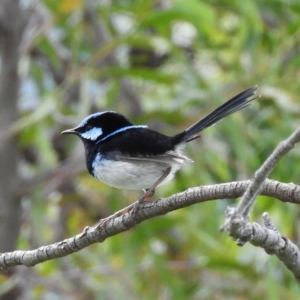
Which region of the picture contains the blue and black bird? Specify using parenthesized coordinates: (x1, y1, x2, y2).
(62, 86, 258, 216)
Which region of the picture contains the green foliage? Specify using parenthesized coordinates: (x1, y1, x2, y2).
(10, 0, 300, 298)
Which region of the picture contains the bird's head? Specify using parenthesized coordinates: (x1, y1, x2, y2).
(61, 111, 135, 144)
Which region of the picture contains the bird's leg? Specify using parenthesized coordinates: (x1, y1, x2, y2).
(96, 167, 171, 228)
(131, 166, 172, 220)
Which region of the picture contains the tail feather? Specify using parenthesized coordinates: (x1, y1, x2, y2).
(174, 86, 259, 144)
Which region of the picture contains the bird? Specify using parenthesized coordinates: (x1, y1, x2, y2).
(62, 86, 258, 221)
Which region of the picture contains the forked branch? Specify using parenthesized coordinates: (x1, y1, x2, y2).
(220, 126, 300, 281)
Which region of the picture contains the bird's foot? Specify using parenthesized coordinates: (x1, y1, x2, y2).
(130, 188, 156, 224)
(130, 199, 144, 224)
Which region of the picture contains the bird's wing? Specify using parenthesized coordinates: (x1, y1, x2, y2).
(107, 150, 193, 166)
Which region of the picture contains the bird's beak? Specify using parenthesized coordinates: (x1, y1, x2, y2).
(61, 128, 79, 135)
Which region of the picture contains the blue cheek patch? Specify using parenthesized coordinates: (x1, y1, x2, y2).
(81, 127, 103, 141)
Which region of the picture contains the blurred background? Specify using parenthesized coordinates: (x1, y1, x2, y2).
(1, 0, 300, 299)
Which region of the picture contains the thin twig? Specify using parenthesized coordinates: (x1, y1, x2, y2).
(237, 126, 300, 216)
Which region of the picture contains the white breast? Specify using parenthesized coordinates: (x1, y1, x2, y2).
(92, 153, 186, 190)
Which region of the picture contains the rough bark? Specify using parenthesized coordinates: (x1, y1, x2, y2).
(0, 179, 299, 278)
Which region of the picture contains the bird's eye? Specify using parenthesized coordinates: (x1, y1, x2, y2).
(85, 125, 93, 131)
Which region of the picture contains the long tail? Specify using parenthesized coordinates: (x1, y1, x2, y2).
(174, 86, 259, 144)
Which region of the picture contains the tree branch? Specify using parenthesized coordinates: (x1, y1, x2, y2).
(0, 179, 299, 270)
(0, 1, 28, 298)
(238, 126, 300, 217)
(84, 1, 144, 117)
(220, 126, 300, 281)
(0, 0, 24, 253)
